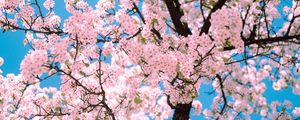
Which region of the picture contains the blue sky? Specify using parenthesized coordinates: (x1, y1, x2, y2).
(0, 0, 299, 119)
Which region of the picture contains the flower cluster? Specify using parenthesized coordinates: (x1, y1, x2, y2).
(293, 107, 300, 116)
(210, 7, 244, 53)
(20, 50, 48, 83)
(1, 0, 300, 119)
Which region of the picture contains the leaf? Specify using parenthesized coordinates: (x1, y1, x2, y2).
(151, 18, 158, 26)
(222, 57, 230, 63)
(217, 47, 224, 52)
(157, 112, 161, 116)
(211, 69, 216, 74)
(189, 92, 197, 98)
(256, 6, 261, 10)
(176, 63, 180, 73)
(223, 40, 233, 47)
(249, 95, 253, 102)
(139, 36, 147, 44)
(79, 71, 87, 76)
(55, 107, 61, 112)
(253, 108, 257, 113)
(208, 0, 216, 6)
(134, 97, 143, 104)
(83, 62, 90, 67)
(282, 107, 285, 112)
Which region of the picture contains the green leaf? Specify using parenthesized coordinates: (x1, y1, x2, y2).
(253, 108, 257, 113)
(157, 112, 161, 116)
(217, 47, 224, 52)
(55, 107, 61, 112)
(282, 107, 285, 112)
(256, 6, 261, 10)
(151, 18, 158, 26)
(134, 97, 143, 104)
(139, 36, 147, 44)
(249, 96, 253, 102)
(222, 57, 230, 63)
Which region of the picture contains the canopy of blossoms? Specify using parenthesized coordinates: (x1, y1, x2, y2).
(0, 0, 300, 119)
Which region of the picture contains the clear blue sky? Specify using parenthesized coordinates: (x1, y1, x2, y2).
(0, 0, 299, 119)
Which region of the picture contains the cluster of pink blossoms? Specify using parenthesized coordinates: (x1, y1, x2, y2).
(0, 0, 300, 119)
(210, 7, 244, 53)
(20, 50, 48, 83)
(294, 107, 300, 116)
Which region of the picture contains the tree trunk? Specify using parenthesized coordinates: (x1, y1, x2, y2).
(173, 103, 192, 120)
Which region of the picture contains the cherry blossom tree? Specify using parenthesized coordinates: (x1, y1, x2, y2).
(0, 0, 300, 119)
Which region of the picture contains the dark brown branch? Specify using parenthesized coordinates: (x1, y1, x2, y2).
(13, 84, 29, 110)
(199, 0, 227, 35)
(131, 3, 163, 40)
(45, 65, 100, 95)
(73, 35, 79, 62)
(285, 1, 299, 36)
(245, 34, 300, 45)
(261, 0, 270, 38)
(216, 74, 227, 120)
(133, 3, 145, 24)
(97, 58, 116, 120)
(0, 20, 65, 35)
(225, 53, 266, 65)
(199, 0, 206, 21)
(126, 27, 142, 40)
(166, 94, 176, 109)
(164, 0, 191, 37)
(150, 28, 163, 40)
(34, 0, 44, 19)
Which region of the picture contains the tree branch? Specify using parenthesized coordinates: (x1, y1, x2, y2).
(245, 34, 300, 45)
(216, 74, 227, 120)
(199, 0, 227, 35)
(164, 0, 191, 37)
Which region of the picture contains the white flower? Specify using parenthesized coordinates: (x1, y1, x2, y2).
(43, 0, 55, 10)
(273, 82, 281, 91)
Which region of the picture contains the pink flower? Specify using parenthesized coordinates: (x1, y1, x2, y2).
(293, 107, 300, 116)
(284, 100, 293, 109)
(20, 50, 48, 83)
(272, 82, 281, 91)
(283, 6, 290, 14)
(260, 108, 268, 116)
(203, 109, 212, 118)
(278, 79, 287, 88)
(293, 82, 300, 95)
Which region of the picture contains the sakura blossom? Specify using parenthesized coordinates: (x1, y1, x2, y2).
(0, 0, 299, 120)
